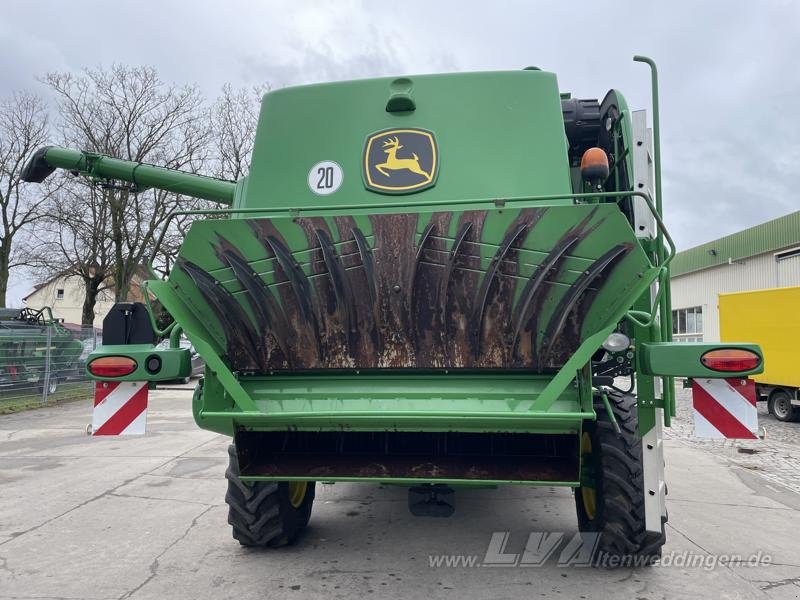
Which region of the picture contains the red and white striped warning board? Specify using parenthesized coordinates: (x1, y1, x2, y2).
(692, 378, 757, 439)
(92, 381, 148, 436)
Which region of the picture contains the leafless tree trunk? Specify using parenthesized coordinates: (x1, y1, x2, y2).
(43, 65, 209, 303)
(210, 83, 268, 180)
(82, 272, 106, 326)
(26, 180, 115, 326)
(0, 92, 51, 307)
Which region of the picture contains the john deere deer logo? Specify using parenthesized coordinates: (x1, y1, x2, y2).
(363, 128, 438, 194)
(376, 136, 430, 179)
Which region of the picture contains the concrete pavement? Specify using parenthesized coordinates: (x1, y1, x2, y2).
(1, 387, 799, 599)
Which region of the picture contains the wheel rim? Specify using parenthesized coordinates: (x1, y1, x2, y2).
(288, 481, 308, 508)
(774, 394, 791, 419)
(580, 432, 597, 520)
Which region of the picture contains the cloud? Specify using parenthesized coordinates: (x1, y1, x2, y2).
(1, 0, 798, 304)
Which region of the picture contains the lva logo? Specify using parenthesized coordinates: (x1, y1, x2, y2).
(481, 531, 600, 567)
(427, 531, 603, 569)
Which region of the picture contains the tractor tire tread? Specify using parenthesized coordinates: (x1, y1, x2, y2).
(224, 444, 314, 548)
(576, 391, 666, 565)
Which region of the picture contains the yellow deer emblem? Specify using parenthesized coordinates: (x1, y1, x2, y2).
(375, 136, 431, 180)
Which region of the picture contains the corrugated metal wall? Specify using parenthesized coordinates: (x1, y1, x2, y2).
(776, 251, 800, 286)
(671, 250, 792, 342)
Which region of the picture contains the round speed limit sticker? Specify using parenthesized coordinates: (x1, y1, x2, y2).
(307, 161, 343, 195)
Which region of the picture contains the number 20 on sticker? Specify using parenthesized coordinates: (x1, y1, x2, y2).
(308, 161, 343, 196)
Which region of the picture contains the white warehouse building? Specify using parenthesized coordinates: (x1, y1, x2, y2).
(670, 210, 800, 343)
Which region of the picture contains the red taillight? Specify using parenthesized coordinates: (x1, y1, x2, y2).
(700, 349, 760, 372)
(88, 356, 137, 377)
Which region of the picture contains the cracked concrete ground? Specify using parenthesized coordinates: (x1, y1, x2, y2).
(1, 386, 798, 599)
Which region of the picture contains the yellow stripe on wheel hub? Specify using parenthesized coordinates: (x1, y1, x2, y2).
(288, 481, 308, 508)
(580, 432, 597, 520)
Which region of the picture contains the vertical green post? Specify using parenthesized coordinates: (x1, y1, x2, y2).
(634, 55, 675, 421)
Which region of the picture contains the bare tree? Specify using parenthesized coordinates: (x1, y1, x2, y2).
(210, 83, 268, 180)
(153, 83, 267, 276)
(0, 92, 52, 307)
(43, 65, 210, 302)
(26, 180, 115, 325)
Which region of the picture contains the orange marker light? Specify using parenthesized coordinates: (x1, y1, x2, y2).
(580, 147, 610, 188)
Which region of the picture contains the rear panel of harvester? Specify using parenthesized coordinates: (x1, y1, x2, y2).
(172, 205, 647, 372)
(151, 70, 654, 485)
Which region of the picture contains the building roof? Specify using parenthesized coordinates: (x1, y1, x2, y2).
(22, 265, 153, 302)
(21, 281, 47, 301)
(671, 210, 800, 277)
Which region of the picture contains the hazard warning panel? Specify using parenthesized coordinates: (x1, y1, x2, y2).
(92, 381, 148, 436)
(692, 378, 758, 439)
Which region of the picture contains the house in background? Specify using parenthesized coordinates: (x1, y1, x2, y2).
(670, 211, 800, 343)
(23, 267, 152, 329)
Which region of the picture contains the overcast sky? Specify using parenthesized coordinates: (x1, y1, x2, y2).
(2, 0, 798, 305)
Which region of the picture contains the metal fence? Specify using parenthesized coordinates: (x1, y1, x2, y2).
(0, 322, 100, 413)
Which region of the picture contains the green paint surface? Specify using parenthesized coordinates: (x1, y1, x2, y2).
(246, 71, 571, 208)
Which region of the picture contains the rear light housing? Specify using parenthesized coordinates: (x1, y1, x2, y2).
(87, 356, 137, 377)
(700, 348, 761, 373)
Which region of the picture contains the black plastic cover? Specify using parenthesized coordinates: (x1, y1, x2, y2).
(102, 302, 156, 345)
(20, 146, 56, 183)
(561, 98, 601, 164)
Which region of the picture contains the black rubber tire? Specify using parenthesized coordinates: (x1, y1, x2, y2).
(225, 444, 315, 547)
(575, 391, 666, 566)
(768, 390, 799, 422)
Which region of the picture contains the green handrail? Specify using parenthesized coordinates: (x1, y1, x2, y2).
(635, 55, 675, 419)
(153, 189, 675, 268)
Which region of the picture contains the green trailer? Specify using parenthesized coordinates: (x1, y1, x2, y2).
(0, 307, 83, 395)
(23, 56, 763, 563)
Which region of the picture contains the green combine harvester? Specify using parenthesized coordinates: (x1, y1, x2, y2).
(23, 56, 763, 563)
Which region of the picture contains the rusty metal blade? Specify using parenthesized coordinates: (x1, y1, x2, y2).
(415, 222, 436, 260)
(469, 221, 529, 357)
(315, 228, 357, 352)
(437, 221, 472, 333)
(264, 235, 318, 331)
(539, 243, 632, 364)
(351, 227, 382, 353)
(219, 246, 292, 366)
(411, 221, 437, 302)
(352, 227, 377, 306)
(510, 234, 581, 349)
(179, 259, 262, 369)
(510, 208, 603, 352)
